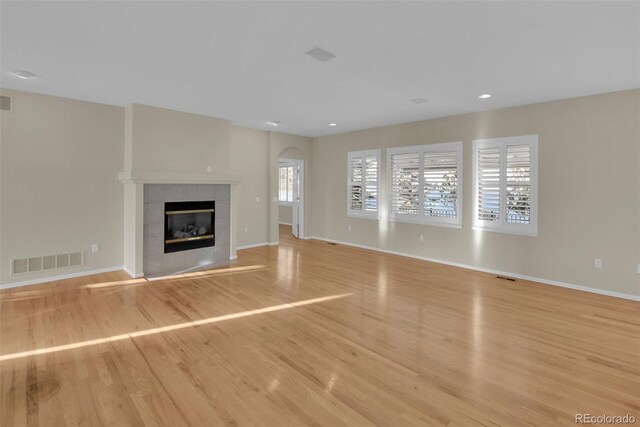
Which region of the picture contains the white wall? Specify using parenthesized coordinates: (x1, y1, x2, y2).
(0, 89, 125, 285)
(312, 89, 640, 297)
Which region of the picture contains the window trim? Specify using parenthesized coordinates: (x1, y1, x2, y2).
(472, 135, 538, 237)
(347, 149, 381, 219)
(387, 141, 463, 228)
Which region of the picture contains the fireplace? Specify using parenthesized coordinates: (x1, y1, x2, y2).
(164, 200, 215, 254)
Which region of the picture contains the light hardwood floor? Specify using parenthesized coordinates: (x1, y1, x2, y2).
(1, 225, 638, 426)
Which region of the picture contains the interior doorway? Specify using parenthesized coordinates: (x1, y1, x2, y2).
(278, 158, 304, 239)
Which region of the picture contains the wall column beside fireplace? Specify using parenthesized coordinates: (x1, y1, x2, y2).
(119, 171, 241, 278)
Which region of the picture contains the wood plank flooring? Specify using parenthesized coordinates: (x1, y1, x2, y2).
(1, 225, 638, 426)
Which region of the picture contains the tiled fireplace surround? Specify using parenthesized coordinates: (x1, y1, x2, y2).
(143, 184, 231, 276)
(119, 170, 239, 278)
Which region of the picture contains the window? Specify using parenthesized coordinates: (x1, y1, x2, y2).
(279, 164, 294, 203)
(473, 135, 538, 236)
(348, 150, 380, 218)
(387, 142, 463, 227)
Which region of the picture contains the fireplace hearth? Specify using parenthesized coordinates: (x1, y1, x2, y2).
(164, 200, 215, 253)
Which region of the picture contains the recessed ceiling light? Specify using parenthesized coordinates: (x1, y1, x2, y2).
(329, 123, 337, 127)
(305, 47, 337, 63)
(411, 97, 428, 104)
(268, 121, 281, 126)
(13, 70, 36, 79)
(478, 93, 492, 99)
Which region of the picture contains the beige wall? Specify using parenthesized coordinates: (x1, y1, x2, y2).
(0, 89, 125, 285)
(125, 103, 231, 174)
(269, 132, 313, 243)
(0, 92, 278, 285)
(230, 126, 270, 246)
(279, 205, 293, 224)
(312, 89, 640, 297)
(3, 87, 637, 297)
(124, 106, 272, 249)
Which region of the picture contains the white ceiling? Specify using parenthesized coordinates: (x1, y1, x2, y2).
(2, 1, 639, 137)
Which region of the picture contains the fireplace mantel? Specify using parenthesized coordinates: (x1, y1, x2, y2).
(119, 170, 241, 185)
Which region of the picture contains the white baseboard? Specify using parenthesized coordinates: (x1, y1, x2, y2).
(237, 242, 270, 250)
(0, 266, 125, 290)
(309, 236, 640, 302)
(269, 241, 279, 246)
(278, 222, 292, 226)
(122, 266, 144, 279)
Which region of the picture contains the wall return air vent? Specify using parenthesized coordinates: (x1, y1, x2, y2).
(11, 252, 84, 276)
(0, 95, 11, 111)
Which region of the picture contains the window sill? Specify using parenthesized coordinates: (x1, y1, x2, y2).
(278, 202, 293, 207)
(472, 226, 538, 237)
(388, 216, 462, 229)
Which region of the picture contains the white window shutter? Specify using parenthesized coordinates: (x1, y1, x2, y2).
(423, 150, 459, 219)
(388, 142, 463, 227)
(477, 146, 501, 222)
(473, 135, 538, 236)
(506, 145, 531, 224)
(349, 155, 363, 211)
(348, 150, 380, 218)
(390, 152, 420, 216)
(364, 155, 378, 212)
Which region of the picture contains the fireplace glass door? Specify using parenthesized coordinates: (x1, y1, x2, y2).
(164, 201, 215, 253)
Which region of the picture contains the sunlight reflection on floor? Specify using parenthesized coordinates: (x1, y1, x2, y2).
(0, 292, 353, 362)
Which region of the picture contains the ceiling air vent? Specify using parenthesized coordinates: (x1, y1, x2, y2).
(305, 47, 336, 63)
(0, 96, 11, 111)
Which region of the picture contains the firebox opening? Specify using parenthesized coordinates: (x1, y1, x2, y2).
(164, 201, 215, 254)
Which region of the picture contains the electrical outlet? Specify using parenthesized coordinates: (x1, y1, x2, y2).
(91, 244, 99, 253)
(347, 225, 352, 232)
(207, 165, 212, 173)
(419, 235, 424, 242)
(594, 259, 603, 269)
(244, 227, 249, 234)
(256, 196, 260, 203)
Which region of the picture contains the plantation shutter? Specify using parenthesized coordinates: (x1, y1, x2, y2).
(390, 152, 420, 216)
(279, 166, 287, 202)
(473, 135, 538, 236)
(423, 150, 459, 218)
(279, 165, 294, 203)
(477, 146, 501, 222)
(364, 155, 378, 212)
(506, 145, 531, 224)
(349, 155, 363, 211)
(388, 142, 462, 226)
(348, 150, 380, 217)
